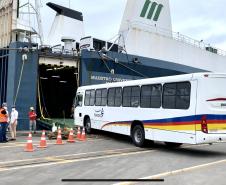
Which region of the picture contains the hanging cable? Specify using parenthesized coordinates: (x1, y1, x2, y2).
(39, 75, 50, 118)
(37, 76, 51, 120)
(37, 77, 45, 119)
(97, 52, 112, 73)
(14, 60, 25, 105)
(119, 33, 131, 64)
(117, 61, 147, 78)
(98, 52, 147, 78)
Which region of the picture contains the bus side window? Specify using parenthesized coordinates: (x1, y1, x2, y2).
(85, 89, 95, 106)
(101, 89, 108, 106)
(151, 84, 162, 108)
(131, 86, 140, 107)
(123, 87, 131, 107)
(95, 89, 102, 106)
(85, 90, 91, 106)
(95, 89, 107, 106)
(115, 88, 122, 107)
(141, 84, 162, 108)
(123, 86, 140, 107)
(163, 83, 177, 109)
(108, 88, 116, 107)
(90, 90, 95, 106)
(107, 88, 122, 107)
(141, 85, 151, 108)
(163, 82, 191, 109)
(176, 82, 191, 109)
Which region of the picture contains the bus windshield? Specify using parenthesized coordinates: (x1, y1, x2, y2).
(75, 94, 83, 107)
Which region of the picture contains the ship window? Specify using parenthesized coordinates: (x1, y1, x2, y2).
(141, 84, 162, 108)
(123, 86, 140, 107)
(85, 89, 95, 106)
(163, 82, 190, 109)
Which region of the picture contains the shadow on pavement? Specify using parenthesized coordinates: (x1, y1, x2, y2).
(90, 130, 226, 157)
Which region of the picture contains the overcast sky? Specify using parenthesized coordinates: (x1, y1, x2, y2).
(37, 0, 226, 50)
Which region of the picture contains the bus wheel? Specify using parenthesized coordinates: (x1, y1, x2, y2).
(85, 118, 92, 134)
(164, 142, 182, 148)
(131, 125, 145, 147)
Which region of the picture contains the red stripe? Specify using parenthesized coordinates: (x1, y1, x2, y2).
(144, 120, 226, 126)
(144, 121, 197, 126)
(207, 98, 226, 102)
(207, 120, 226, 124)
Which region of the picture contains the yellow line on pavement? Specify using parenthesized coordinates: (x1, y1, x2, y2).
(0, 142, 215, 164)
(45, 157, 67, 162)
(115, 159, 226, 185)
(0, 147, 136, 165)
(141, 159, 226, 179)
(0, 138, 105, 149)
(0, 150, 152, 172)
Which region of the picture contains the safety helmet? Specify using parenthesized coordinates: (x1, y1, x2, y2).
(30, 107, 34, 110)
(2, 103, 7, 107)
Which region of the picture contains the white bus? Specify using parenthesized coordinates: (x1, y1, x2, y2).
(74, 73, 226, 147)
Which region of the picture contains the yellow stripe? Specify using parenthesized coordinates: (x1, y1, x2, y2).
(144, 125, 195, 131)
(196, 123, 226, 131)
(107, 123, 226, 132)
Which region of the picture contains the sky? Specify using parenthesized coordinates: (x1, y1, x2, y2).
(33, 0, 226, 50)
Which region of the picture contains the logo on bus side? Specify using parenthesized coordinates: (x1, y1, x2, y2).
(94, 108, 104, 117)
(140, 0, 164, 21)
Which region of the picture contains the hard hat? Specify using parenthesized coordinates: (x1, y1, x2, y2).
(2, 102, 7, 107)
(30, 107, 34, 110)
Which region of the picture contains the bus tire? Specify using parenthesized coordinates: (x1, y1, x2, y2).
(84, 117, 92, 134)
(164, 142, 182, 148)
(131, 125, 145, 147)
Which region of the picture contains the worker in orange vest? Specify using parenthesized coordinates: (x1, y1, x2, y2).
(0, 103, 9, 143)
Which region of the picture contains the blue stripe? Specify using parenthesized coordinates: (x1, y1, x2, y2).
(114, 114, 226, 125)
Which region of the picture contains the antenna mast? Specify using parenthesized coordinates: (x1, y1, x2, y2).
(35, 0, 44, 45)
(16, 0, 44, 45)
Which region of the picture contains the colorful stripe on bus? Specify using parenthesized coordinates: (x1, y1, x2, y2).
(101, 115, 226, 132)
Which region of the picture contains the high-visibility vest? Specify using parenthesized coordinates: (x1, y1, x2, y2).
(0, 108, 8, 123)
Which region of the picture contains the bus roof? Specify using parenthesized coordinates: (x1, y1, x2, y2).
(78, 73, 226, 90)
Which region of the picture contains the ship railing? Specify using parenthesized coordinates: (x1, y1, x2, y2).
(129, 21, 226, 57)
(39, 45, 78, 56)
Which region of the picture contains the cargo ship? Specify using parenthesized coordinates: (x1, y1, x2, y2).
(74, 0, 226, 85)
(0, 0, 226, 130)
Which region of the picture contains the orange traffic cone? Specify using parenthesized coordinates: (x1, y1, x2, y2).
(24, 133, 35, 152)
(55, 129, 64, 145)
(79, 128, 87, 141)
(67, 128, 75, 143)
(76, 127, 81, 140)
(37, 130, 47, 148)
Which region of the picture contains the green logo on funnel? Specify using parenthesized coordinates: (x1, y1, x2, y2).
(140, 0, 164, 21)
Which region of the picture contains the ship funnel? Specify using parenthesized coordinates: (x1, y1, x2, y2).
(61, 37, 75, 54)
(119, 0, 172, 55)
(46, 2, 85, 47)
(120, 0, 172, 32)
